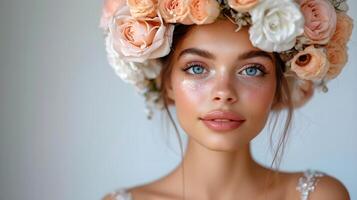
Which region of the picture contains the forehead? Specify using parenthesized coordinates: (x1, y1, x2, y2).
(174, 19, 261, 57)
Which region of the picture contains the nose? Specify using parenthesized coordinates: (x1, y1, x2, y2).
(211, 72, 238, 104)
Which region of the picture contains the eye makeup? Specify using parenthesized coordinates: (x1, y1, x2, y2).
(177, 60, 274, 90)
(181, 61, 270, 78)
(237, 63, 268, 77)
(181, 61, 211, 78)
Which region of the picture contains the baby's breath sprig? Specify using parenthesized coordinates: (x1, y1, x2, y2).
(328, 0, 349, 12)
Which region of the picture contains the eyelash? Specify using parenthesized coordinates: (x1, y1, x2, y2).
(240, 64, 267, 77)
(182, 62, 208, 76)
(182, 63, 267, 77)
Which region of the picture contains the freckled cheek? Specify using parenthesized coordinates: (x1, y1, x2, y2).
(173, 79, 210, 111)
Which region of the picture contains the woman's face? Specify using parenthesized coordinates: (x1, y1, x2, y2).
(166, 19, 277, 152)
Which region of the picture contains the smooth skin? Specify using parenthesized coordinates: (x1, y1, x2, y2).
(106, 19, 350, 200)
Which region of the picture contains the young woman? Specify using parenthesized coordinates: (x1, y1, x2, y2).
(99, 0, 353, 199)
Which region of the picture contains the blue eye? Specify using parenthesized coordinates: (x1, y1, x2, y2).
(184, 64, 206, 75)
(240, 65, 266, 77)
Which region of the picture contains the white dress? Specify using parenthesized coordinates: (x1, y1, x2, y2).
(105, 169, 325, 200)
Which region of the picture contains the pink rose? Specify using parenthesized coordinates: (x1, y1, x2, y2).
(325, 42, 348, 80)
(99, 0, 126, 29)
(159, 0, 193, 24)
(331, 12, 353, 45)
(227, 0, 259, 12)
(127, 0, 158, 18)
(290, 45, 329, 80)
(189, 0, 220, 25)
(109, 6, 174, 62)
(300, 0, 337, 44)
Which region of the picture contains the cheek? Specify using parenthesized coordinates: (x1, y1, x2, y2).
(238, 78, 276, 122)
(173, 78, 209, 117)
(171, 78, 201, 136)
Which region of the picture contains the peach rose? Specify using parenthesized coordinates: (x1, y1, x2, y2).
(188, 0, 220, 25)
(159, 0, 193, 24)
(300, 0, 337, 44)
(127, 0, 158, 18)
(228, 0, 259, 12)
(290, 45, 329, 80)
(331, 12, 354, 45)
(100, 0, 126, 29)
(109, 6, 174, 62)
(325, 42, 348, 80)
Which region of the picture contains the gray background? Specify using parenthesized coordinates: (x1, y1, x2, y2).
(0, 0, 356, 199)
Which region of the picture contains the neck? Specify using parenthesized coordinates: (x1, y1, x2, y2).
(171, 138, 269, 199)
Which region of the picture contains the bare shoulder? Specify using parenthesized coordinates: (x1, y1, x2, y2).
(284, 170, 350, 200)
(308, 174, 350, 200)
(101, 173, 181, 200)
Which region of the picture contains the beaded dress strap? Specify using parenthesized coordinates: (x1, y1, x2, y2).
(296, 170, 325, 200)
(106, 188, 132, 200)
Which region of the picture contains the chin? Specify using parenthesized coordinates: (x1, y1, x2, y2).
(194, 134, 248, 152)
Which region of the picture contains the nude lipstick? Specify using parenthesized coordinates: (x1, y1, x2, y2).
(199, 110, 245, 132)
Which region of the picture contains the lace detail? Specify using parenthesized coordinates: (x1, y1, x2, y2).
(106, 188, 132, 200)
(296, 169, 325, 200)
(106, 170, 324, 200)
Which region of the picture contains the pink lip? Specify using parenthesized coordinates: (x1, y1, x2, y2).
(199, 110, 246, 132)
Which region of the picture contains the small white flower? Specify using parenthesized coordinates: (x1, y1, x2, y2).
(133, 60, 163, 93)
(137, 59, 162, 80)
(249, 0, 304, 52)
(145, 90, 164, 119)
(328, 0, 349, 12)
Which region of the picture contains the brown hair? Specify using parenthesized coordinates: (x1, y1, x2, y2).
(158, 21, 294, 199)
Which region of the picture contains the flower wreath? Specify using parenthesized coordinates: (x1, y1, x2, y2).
(99, 0, 353, 119)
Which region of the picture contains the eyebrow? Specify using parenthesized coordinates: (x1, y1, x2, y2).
(177, 48, 273, 62)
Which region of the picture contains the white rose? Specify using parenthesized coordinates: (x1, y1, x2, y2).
(132, 60, 163, 93)
(137, 59, 162, 79)
(249, 0, 304, 52)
